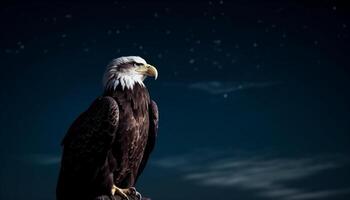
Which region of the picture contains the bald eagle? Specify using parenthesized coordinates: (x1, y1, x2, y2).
(56, 56, 159, 200)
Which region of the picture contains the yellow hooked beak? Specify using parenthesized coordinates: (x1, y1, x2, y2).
(136, 64, 158, 80)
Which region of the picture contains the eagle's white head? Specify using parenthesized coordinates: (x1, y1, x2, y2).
(103, 56, 158, 90)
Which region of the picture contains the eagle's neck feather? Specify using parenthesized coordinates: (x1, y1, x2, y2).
(105, 73, 145, 91)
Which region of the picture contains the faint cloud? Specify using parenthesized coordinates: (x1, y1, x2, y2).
(152, 149, 228, 171)
(153, 150, 349, 200)
(286, 189, 350, 200)
(188, 81, 281, 95)
(153, 156, 188, 168)
(14, 154, 60, 165)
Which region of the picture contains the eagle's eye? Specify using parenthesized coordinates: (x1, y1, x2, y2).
(133, 62, 144, 67)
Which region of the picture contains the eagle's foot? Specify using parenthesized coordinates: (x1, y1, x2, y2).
(128, 187, 142, 200)
(111, 185, 142, 200)
(112, 185, 129, 200)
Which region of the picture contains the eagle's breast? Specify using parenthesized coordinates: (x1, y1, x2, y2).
(108, 83, 151, 186)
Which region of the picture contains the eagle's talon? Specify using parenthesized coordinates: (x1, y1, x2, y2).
(112, 185, 129, 200)
(135, 191, 142, 200)
(128, 187, 137, 195)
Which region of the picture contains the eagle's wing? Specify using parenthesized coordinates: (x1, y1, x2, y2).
(135, 100, 159, 182)
(59, 96, 119, 181)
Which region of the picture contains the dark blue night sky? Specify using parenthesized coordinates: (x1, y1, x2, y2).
(1, 1, 350, 200)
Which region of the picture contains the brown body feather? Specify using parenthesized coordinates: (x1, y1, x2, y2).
(56, 84, 158, 200)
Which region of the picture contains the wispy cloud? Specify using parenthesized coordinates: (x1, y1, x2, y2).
(153, 150, 349, 200)
(188, 81, 281, 94)
(14, 154, 60, 165)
